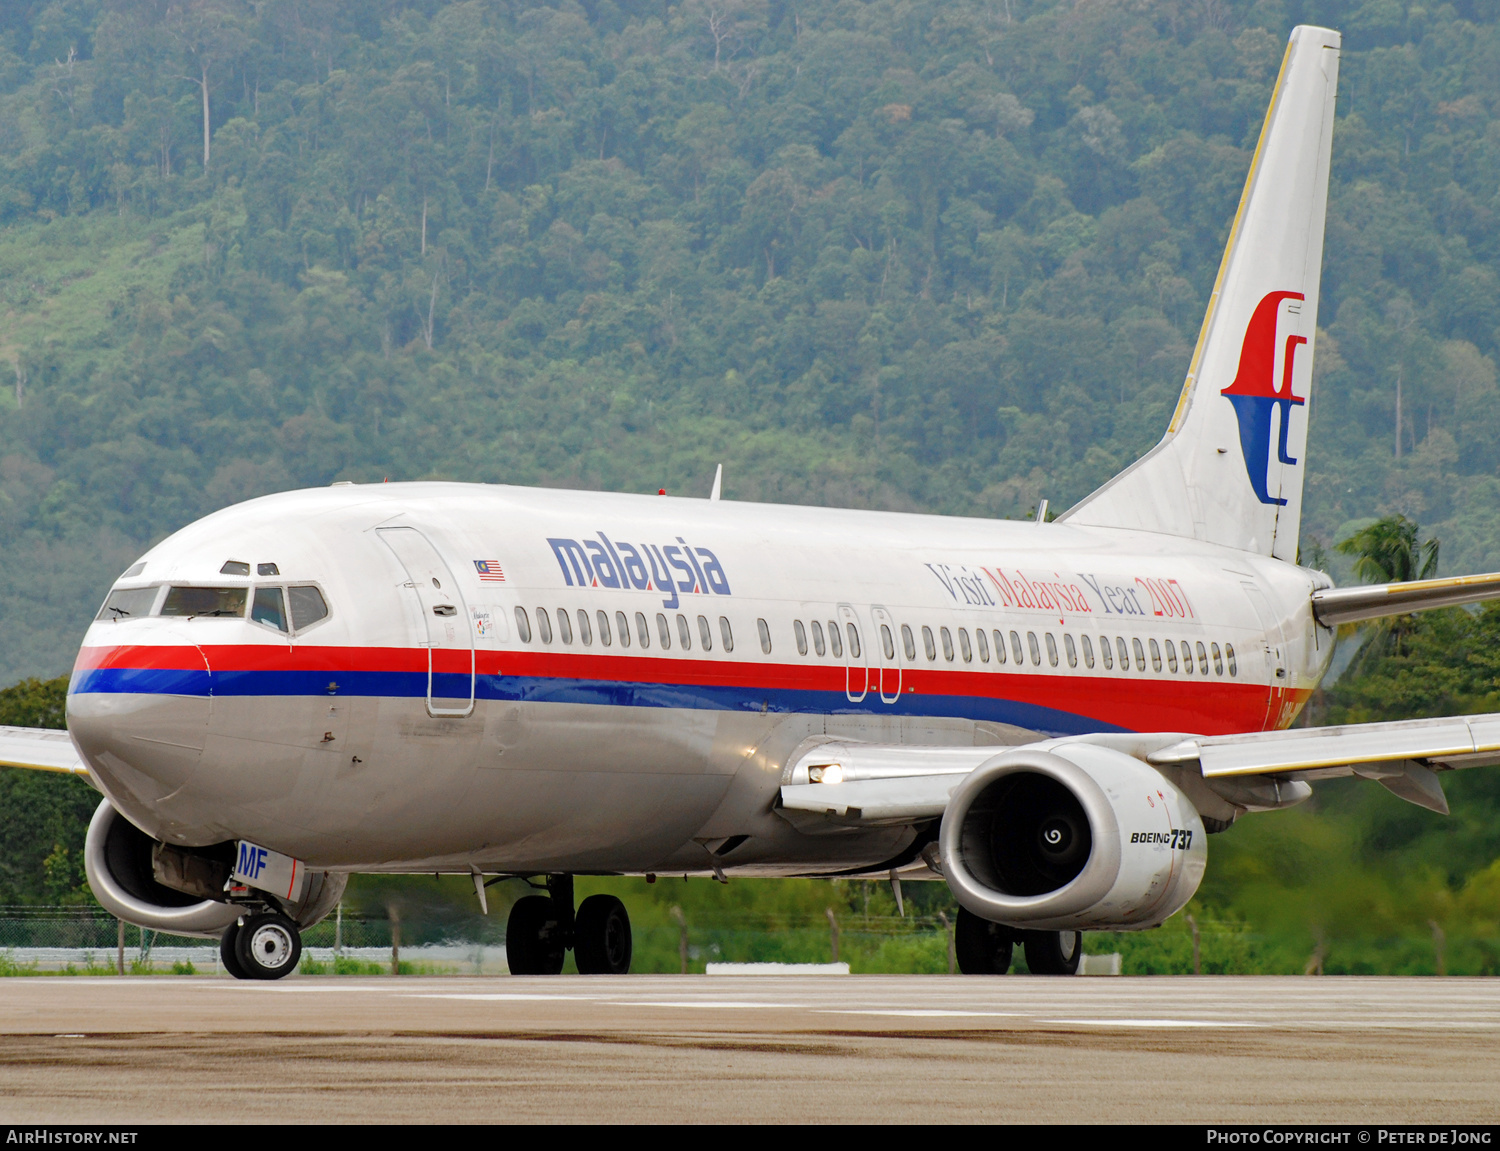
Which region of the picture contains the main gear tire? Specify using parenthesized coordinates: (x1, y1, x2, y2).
(506, 895, 566, 975)
(954, 908, 1014, 975)
(233, 911, 303, 980)
(574, 894, 632, 975)
(1022, 929, 1083, 976)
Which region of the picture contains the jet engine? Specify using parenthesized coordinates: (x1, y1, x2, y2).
(938, 743, 1206, 932)
(83, 799, 346, 937)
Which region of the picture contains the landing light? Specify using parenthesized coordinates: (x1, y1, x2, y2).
(809, 764, 844, 785)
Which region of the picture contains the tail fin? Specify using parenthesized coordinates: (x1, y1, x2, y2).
(1061, 26, 1340, 563)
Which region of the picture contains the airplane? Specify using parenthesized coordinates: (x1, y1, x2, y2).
(5, 24, 1500, 981)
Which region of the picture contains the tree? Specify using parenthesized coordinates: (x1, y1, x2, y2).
(1336, 515, 1440, 658)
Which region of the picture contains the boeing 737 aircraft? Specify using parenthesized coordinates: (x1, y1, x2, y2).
(6, 24, 1500, 980)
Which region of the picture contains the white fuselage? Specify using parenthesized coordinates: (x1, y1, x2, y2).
(66, 482, 1334, 877)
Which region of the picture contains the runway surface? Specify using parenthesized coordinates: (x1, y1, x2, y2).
(2, 975, 1497, 1124)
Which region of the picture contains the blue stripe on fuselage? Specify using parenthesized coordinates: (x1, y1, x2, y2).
(69, 666, 1121, 737)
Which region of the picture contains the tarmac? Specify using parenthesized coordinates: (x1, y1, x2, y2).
(1, 974, 1497, 1124)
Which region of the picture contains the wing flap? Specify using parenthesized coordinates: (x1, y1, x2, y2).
(0, 725, 89, 776)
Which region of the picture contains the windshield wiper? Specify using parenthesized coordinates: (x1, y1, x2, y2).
(108, 606, 132, 617)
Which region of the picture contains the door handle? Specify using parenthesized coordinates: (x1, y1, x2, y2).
(432, 604, 457, 616)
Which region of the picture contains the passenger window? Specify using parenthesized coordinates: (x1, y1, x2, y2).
(828, 621, 843, 658)
(922, 626, 937, 661)
(1028, 632, 1042, 665)
(1117, 637, 1130, 669)
(1081, 634, 1094, 669)
(940, 627, 954, 661)
(514, 607, 532, 643)
(288, 586, 327, 630)
(677, 613, 692, 650)
(558, 609, 575, 645)
(1165, 640, 1178, 673)
(251, 587, 288, 632)
(572, 609, 586, 645)
(1010, 631, 1024, 665)
(536, 608, 553, 644)
(1100, 635, 1113, 669)
(1226, 643, 1238, 676)
(698, 615, 713, 651)
(958, 628, 972, 663)
(616, 611, 630, 647)
(795, 620, 809, 656)
(881, 624, 895, 661)
(994, 630, 1007, 665)
(597, 610, 612, 646)
(758, 618, 772, 654)
(1181, 640, 1193, 674)
(1064, 633, 1077, 668)
(1197, 641, 1209, 675)
(1212, 642, 1224, 675)
(161, 586, 247, 618)
(846, 623, 860, 659)
(976, 628, 989, 663)
(1045, 633, 1058, 667)
(635, 611, 649, 648)
(720, 616, 733, 652)
(902, 624, 916, 661)
(811, 620, 826, 657)
(96, 586, 158, 621)
(1149, 638, 1162, 672)
(657, 612, 672, 649)
(1133, 637, 1146, 672)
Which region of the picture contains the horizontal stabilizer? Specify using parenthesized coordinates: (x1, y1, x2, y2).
(1312, 571, 1500, 626)
(0, 726, 89, 776)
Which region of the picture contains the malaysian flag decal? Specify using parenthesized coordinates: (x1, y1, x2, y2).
(473, 560, 506, 582)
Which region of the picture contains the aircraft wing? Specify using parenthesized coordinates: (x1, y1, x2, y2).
(0, 725, 90, 777)
(777, 714, 1500, 829)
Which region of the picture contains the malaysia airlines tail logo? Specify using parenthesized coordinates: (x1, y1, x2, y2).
(1220, 290, 1307, 507)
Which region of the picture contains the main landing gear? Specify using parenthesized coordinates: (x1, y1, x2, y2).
(220, 910, 303, 980)
(954, 907, 1082, 976)
(505, 875, 633, 975)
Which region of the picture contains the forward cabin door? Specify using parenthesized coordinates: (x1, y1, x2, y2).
(837, 603, 869, 704)
(378, 526, 476, 718)
(1240, 583, 1287, 731)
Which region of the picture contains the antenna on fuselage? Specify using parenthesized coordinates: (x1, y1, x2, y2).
(710, 464, 723, 502)
(1034, 499, 1049, 524)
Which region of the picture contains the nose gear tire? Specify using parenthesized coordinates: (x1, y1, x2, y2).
(506, 895, 566, 975)
(234, 912, 303, 980)
(1022, 929, 1082, 975)
(954, 908, 1014, 975)
(219, 922, 250, 980)
(574, 894, 632, 974)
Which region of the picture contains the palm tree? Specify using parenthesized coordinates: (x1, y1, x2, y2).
(1335, 514, 1439, 658)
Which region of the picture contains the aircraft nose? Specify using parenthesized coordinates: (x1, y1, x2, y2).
(68, 636, 212, 810)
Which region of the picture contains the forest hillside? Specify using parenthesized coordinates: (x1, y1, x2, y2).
(2, 0, 1499, 678)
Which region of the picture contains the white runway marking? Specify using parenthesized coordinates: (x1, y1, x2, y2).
(1042, 1018, 1252, 1028)
(819, 1009, 1023, 1018)
(605, 1000, 796, 1010)
(406, 993, 600, 1002)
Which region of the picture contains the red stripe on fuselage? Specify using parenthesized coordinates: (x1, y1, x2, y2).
(74, 643, 1297, 735)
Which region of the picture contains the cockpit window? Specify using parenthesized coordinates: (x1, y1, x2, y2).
(219, 560, 251, 576)
(96, 586, 158, 621)
(252, 587, 288, 632)
(288, 585, 329, 630)
(161, 587, 248, 618)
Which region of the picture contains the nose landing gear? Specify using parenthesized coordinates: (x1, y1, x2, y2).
(220, 911, 303, 980)
(504, 875, 633, 975)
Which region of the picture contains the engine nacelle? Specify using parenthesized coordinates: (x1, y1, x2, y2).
(84, 799, 346, 937)
(938, 743, 1206, 932)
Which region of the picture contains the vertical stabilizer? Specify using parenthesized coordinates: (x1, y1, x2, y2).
(1061, 26, 1340, 562)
